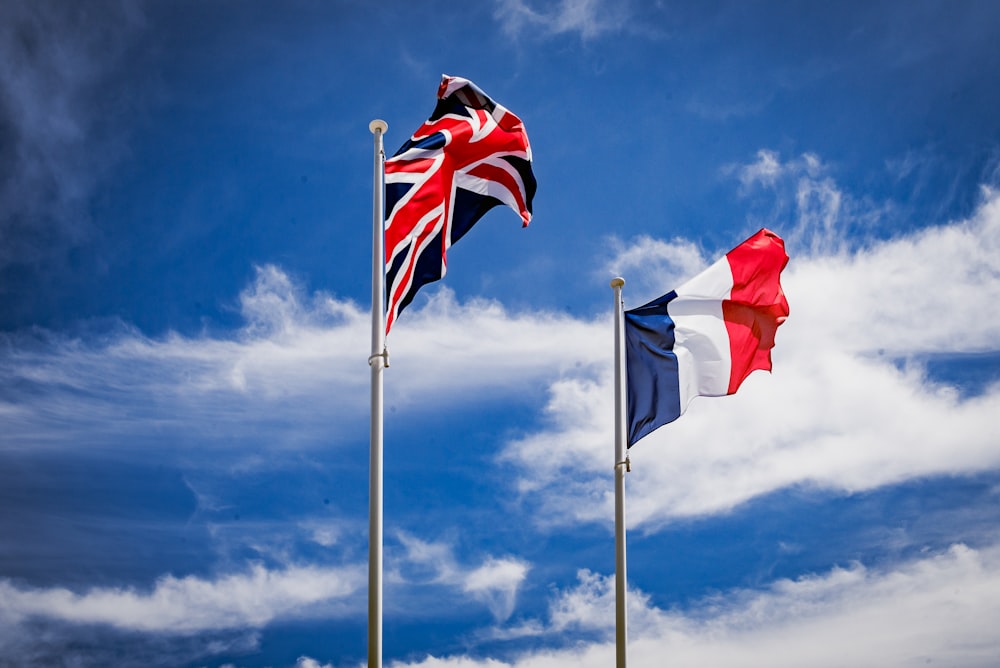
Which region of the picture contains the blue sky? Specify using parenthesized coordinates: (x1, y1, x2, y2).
(3, 1, 1000, 666)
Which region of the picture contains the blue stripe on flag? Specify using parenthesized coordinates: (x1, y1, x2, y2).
(624, 290, 682, 446)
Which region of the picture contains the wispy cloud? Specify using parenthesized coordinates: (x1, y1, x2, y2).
(0, 0, 145, 269)
(0, 264, 599, 456)
(736, 149, 785, 190)
(0, 265, 370, 453)
(493, 0, 630, 40)
(391, 533, 529, 622)
(296, 658, 335, 668)
(728, 150, 865, 255)
(0, 563, 363, 634)
(603, 235, 709, 305)
(462, 558, 531, 622)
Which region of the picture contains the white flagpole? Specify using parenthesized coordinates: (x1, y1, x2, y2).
(611, 277, 629, 668)
(368, 119, 388, 668)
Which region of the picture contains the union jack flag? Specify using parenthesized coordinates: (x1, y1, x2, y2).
(384, 75, 536, 333)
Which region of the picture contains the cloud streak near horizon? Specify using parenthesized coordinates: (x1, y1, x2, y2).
(383, 540, 1000, 668)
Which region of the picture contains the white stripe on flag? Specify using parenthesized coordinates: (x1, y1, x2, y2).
(670, 256, 735, 406)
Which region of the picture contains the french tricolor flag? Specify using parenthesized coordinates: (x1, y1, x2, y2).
(624, 229, 789, 446)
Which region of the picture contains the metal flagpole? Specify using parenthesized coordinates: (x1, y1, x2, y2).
(368, 119, 388, 668)
(611, 277, 629, 668)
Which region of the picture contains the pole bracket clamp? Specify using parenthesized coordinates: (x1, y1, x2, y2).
(368, 347, 390, 368)
(615, 456, 631, 473)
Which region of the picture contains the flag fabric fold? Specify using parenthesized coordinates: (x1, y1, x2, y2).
(384, 75, 537, 333)
(624, 228, 789, 446)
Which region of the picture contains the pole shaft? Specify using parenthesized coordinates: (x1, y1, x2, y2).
(368, 119, 388, 668)
(611, 277, 628, 668)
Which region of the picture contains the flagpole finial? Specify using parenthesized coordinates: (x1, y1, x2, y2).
(611, 277, 625, 288)
(369, 119, 388, 134)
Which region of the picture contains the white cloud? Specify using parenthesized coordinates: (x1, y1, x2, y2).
(295, 657, 335, 668)
(392, 532, 462, 585)
(791, 188, 1000, 353)
(0, 265, 600, 455)
(463, 558, 531, 622)
(504, 185, 1000, 527)
(493, 0, 629, 40)
(390, 657, 511, 668)
(387, 289, 600, 395)
(736, 149, 784, 190)
(603, 235, 708, 305)
(0, 265, 370, 452)
(304, 522, 342, 548)
(0, 532, 527, 647)
(389, 541, 1000, 668)
(546, 569, 646, 634)
(391, 533, 529, 623)
(0, 563, 364, 634)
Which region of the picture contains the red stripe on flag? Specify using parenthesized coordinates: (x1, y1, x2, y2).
(721, 229, 790, 395)
(466, 162, 530, 225)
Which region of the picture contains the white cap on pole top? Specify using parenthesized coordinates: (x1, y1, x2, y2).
(611, 277, 625, 288)
(369, 119, 388, 134)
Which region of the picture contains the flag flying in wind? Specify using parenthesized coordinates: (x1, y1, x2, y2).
(624, 229, 789, 446)
(384, 75, 537, 333)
